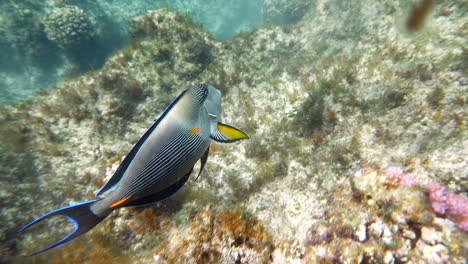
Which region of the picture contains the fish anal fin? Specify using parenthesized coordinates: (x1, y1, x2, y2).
(126, 168, 193, 207)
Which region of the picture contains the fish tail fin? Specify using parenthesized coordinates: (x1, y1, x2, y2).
(16, 200, 108, 256)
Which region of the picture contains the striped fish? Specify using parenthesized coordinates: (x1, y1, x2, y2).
(16, 84, 249, 256)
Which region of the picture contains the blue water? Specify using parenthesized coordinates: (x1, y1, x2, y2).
(0, 0, 263, 105)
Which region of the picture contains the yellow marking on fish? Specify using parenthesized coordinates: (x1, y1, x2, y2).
(189, 127, 200, 134)
(109, 195, 132, 208)
(218, 124, 248, 140)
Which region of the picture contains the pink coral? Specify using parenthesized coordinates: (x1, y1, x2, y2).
(383, 167, 416, 187)
(457, 219, 468, 231)
(427, 183, 448, 215)
(354, 167, 467, 231)
(426, 183, 468, 231)
(446, 193, 468, 231)
(353, 167, 374, 179)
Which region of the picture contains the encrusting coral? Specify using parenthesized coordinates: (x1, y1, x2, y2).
(372, 166, 468, 232)
(153, 210, 274, 264)
(427, 183, 468, 231)
(269, 167, 466, 263)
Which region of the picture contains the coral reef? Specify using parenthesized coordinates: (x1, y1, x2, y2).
(382, 167, 417, 187)
(270, 168, 467, 263)
(42, 5, 96, 49)
(0, 0, 466, 263)
(427, 183, 468, 231)
(0, 0, 262, 105)
(0, 0, 60, 103)
(0, 0, 127, 104)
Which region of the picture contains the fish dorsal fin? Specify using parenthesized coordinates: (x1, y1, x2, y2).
(95, 90, 188, 197)
(126, 167, 194, 207)
(210, 121, 249, 144)
(195, 147, 209, 181)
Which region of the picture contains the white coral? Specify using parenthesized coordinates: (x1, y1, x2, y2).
(42, 5, 95, 48)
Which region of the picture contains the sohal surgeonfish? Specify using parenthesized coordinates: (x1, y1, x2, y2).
(16, 84, 249, 256)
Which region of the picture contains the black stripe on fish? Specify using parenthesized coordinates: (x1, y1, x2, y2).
(190, 84, 209, 107)
(148, 133, 203, 187)
(96, 89, 188, 197)
(121, 129, 205, 200)
(143, 133, 203, 188)
(132, 131, 192, 187)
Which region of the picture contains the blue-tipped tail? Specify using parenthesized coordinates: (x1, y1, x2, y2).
(16, 200, 107, 256)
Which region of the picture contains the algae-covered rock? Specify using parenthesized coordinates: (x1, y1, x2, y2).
(0, 0, 467, 263)
(154, 210, 273, 264)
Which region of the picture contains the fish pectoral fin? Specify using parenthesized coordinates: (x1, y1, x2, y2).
(195, 147, 209, 181)
(210, 122, 249, 144)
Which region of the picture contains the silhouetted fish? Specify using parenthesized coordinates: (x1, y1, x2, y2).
(16, 84, 249, 256)
(406, 0, 434, 32)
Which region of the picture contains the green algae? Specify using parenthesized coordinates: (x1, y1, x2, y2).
(427, 86, 446, 107)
